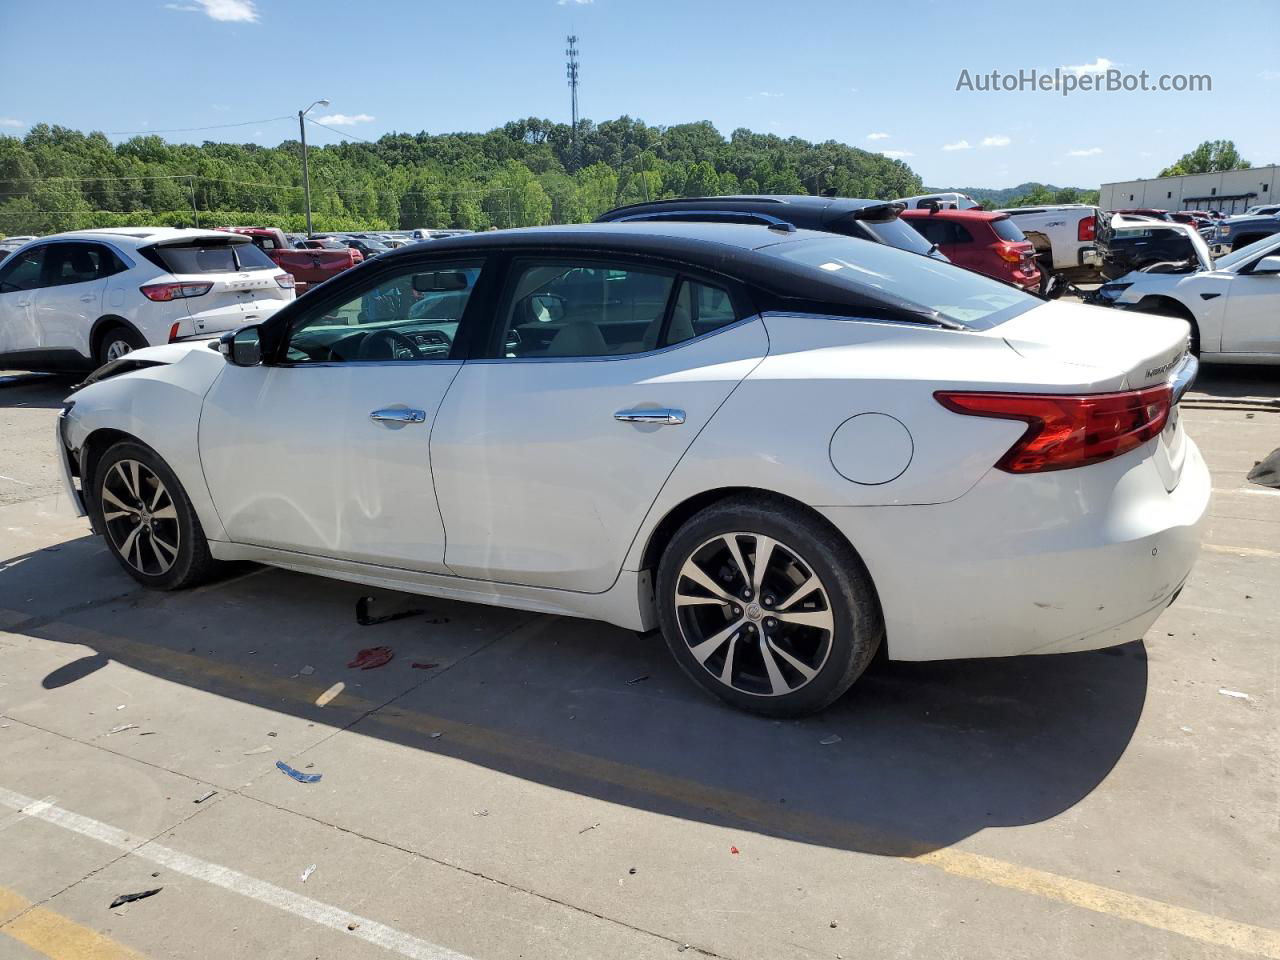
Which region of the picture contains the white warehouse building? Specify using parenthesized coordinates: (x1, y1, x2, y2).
(1100, 164, 1279, 215)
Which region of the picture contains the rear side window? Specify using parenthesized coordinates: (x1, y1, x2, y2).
(990, 218, 1027, 243)
(145, 240, 276, 274)
(903, 219, 972, 245)
(41, 243, 126, 286)
(663, 280, 739, 347)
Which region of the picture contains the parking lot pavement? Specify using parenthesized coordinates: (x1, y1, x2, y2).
(1, 366, 1277, 959)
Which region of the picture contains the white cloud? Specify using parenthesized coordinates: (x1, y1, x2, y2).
(315, 113, 375, 125)
(980, 135, 1011, 148)
(165, 0, 259, 21)
(752, 91, 783, 99)
(1067, 147, 1104, 157)
(942, 139, 971, 151)
(0, 118, 24, 128)
(881, 150, 914, 158)
(1259, 69, 1280, 81)
(866, 132, 890, 141)
(557, 0, 593, 5)
(1063, 57, 1113, 76)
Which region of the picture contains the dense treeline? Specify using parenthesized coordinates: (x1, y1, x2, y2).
(0, 118, 924, 236)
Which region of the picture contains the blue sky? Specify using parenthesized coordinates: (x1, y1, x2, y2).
(3, 0, 1277, 190)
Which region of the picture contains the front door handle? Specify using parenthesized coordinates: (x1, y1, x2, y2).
(79, 294, 96, 302)
(370, 407, 427, 424)
(614, 407, 685, 425)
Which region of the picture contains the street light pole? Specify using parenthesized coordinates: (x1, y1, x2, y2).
(298, 99, 329, 237)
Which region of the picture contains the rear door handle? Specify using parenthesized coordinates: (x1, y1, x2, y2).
(614, 407, 685, 425)
(79, 294, 96, 302)
(370, 408, 427, 424)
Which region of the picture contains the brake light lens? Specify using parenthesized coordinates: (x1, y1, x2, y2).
(1077, 215, 1096, 241)
(274, 272, 296, 289)
(934, 385, 1172, 473)
(140, 281, 212, 302)
(993, 241, 1027, 263)
(167, 322, 181, 343)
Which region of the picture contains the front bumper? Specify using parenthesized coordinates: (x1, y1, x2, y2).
(55, 409, 87, 519)
(818, 437, 1211, 661)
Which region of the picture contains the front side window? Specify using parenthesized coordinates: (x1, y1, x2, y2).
(284, 260, 482, 363)
(498, 261, 676, 358)
(0, 246, 45, 293)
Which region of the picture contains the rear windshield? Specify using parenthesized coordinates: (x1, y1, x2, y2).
(763, 234, 1037, 330)
(990, 217, 1027, 242)
(149, 240, 276, 274)
(861, 217, 936, 256)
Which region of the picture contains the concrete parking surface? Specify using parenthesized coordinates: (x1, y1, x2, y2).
(0, 364, 1277, 960)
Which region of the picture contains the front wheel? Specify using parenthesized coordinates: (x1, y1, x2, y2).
(655, 497, 883, 717)
(91, 441, 218, 590)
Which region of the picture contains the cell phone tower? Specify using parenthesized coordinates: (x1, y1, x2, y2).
(566, 35, 580, 142)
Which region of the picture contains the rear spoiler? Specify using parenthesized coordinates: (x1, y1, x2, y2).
(149, 233, 252, 247)
(843, 201, 906, 223)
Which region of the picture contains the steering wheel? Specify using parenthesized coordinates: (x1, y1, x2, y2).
(356, 329, 425, 361)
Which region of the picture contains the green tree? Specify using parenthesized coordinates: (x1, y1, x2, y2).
(1159, 140, 1251, 177)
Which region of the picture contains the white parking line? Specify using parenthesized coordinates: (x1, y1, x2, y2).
(0, 786, 474, 960)
(1212, 486, 1280, 497)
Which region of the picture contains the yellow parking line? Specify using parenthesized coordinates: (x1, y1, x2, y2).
(13, 620, 1280, 958)
(0, 886, 148, 960)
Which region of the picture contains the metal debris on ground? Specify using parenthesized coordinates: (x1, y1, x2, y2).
(356, 596, 448, 626)
(300, 864, 316, 882)
(819, 734, 842, 745)
(193, 789, 216, 804)
(578, 822, 600, 834)
(276, 760, 322, 784)
(411, 662, 439, 670)
(1218, 688, 1252, 701)
(348, 646, 395, 670)
(627, 675, 649, 684)
(1247, 447, 1280, 488)
(109, 888, 162, 909)
(315, 682, 345, 706)
(429, 731, 443, 739)
(107, 723, 137, 735)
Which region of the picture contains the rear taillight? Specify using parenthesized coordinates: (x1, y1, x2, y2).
(1077, 215, 1096, 242)
(935, 385, 1172, 473)
(275, 272, 296, 289)
(993, 241, 1027, 263)
(140, 281, 212, 302)
(167, 322, 181, 343)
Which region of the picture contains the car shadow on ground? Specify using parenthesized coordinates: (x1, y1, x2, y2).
(1190, 363, 1278, 399)
(0, 373, 78, 409)
(3, 532, 1149, 860)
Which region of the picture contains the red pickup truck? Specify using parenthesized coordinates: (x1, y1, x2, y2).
(215, 227, 361, 295)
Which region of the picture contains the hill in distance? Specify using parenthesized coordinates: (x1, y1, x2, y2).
(923, 183, 1091, 206)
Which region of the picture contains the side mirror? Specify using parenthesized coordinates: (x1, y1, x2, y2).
(219, 325, 263, 366)
(1251, 255, 1280, 275)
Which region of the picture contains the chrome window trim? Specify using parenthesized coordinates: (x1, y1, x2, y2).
(759, 310, 976, 332)
(273, 357, 463, 369)
(467, 313, 759, 365)
(15, 237, 137, 272)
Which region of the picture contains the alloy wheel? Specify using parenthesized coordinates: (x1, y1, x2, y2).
(673, 532, 834, 697)
(104, 339, 133, 361)
(100, 459, 181, 576)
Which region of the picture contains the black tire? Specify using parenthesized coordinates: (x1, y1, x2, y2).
(90, 440, 218, 590)
(95, 324, 148, 367)
(655, 496, 884, 717)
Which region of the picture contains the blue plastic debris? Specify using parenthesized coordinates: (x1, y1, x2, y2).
(276, 760, 322, 784)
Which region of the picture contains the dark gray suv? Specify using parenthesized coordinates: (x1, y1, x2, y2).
(595, 195, 948, 260)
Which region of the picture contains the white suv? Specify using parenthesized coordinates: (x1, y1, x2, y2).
(0, 228, 295, 371)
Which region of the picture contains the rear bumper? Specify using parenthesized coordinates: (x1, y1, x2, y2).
(818, 437, 1211, 661)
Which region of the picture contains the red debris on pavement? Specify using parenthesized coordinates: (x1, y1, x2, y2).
(347, 646, 394, 670)
(730, 846, 740, 855)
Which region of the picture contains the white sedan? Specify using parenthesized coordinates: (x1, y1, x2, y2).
(56, 222, 1209, 716)
(1097, 231, 1280, 362)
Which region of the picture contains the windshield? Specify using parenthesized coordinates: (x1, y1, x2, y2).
(764, 234, 1037, 329)
(861, 217, 938, 257)
(1213, 233, 1280, 271)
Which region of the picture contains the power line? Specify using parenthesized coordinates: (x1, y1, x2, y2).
(305, 118, 378, 145)
(104, 116, 293, 136)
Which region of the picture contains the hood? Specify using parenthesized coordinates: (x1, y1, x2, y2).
(72, 338, 223, 391)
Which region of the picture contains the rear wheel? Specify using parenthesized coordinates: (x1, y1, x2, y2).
(91, 441, 218, 590)
(656, 497, 883, 717)
(95, 325, 147, 366)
